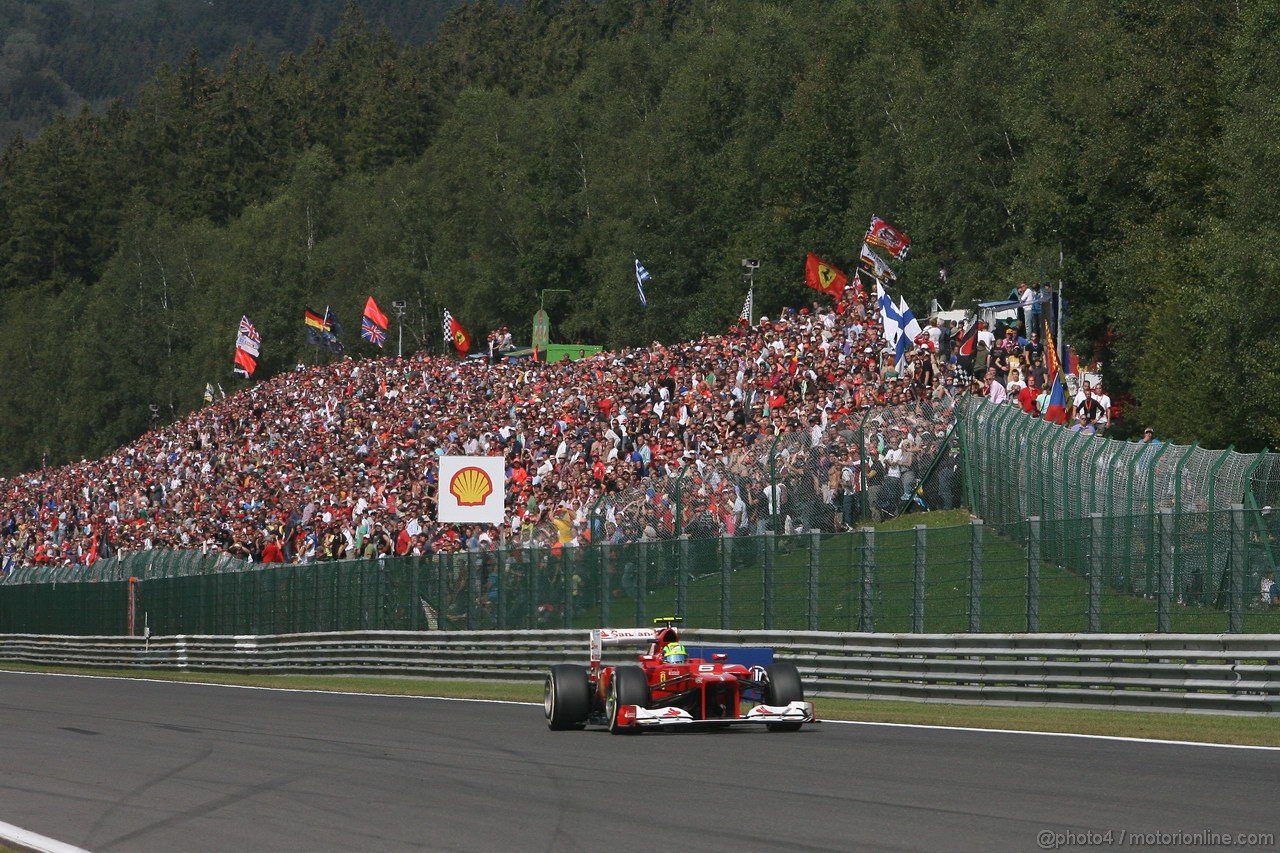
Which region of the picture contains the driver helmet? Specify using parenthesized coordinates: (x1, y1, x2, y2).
(661, 642, 688, 664)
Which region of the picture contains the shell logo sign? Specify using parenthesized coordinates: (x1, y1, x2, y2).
(449, 466, 493, 507)
(436, 456, 505, 524)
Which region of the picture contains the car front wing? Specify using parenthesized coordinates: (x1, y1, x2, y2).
(615, 700, 815, 729)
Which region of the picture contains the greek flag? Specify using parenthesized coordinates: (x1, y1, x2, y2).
(634, 258, 651, 307)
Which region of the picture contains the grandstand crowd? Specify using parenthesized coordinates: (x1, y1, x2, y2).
(0, 280, 1083, 574)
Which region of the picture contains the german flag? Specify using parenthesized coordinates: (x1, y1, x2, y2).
(304, 309, 330, 332)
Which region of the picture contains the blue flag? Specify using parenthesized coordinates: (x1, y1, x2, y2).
(634, 258, 651, 307)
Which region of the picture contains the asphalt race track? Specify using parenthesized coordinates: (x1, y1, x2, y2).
(0, 671, 1275, 853)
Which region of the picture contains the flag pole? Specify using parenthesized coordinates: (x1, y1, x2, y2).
(1057, 239, 1066, 373)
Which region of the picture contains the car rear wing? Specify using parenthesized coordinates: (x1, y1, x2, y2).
(589, 628, 660, 665)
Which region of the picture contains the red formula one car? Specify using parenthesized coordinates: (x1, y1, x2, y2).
(544, 619, 814, 733)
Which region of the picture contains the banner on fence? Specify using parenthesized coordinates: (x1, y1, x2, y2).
(436, 456, 506, 524)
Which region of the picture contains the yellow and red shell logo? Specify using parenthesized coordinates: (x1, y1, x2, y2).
(449, 466, 494, 507)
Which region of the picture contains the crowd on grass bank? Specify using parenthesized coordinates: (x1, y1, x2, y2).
(1, 283, 993, 573)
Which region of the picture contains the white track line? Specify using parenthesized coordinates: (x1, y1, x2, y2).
(0, 820, 92, 853)
(6, 669, 1278, 751)
(819, 718, 1280, 751)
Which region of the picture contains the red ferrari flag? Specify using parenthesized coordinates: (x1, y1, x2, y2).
(865, 215, 911, 260)
(442, 308, 471, 355)
(804, 253, 848, 299)
(363, 296, 389, 330)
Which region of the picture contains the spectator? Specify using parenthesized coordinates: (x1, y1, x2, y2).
(261, 534, 284, 563)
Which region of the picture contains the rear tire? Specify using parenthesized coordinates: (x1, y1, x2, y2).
(607, 666, 650, 735)
(545, 664, 590, 730)
(763, 662, 805, 731)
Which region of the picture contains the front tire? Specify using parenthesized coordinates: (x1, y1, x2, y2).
(607, 666, 650, 735)
(545, 664, 590, 730)
(763, 662, 805, 731)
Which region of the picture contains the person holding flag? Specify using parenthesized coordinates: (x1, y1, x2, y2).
(864, 215, 912, 260)
(233, 315, 260, 377)
(1040, 316, 1070, 424)
(442, 308, 471, 355)
(738, 286, 753, 327)
(805, 253, 848, 300)
(362, 296, 389, 347)
(875, 282, 901, 347)
(894, 295, 923, 371)
(307, 306, 344, 354)
(634, 258, 651, 307)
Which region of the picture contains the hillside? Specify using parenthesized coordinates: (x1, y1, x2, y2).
(0, 0, 484, 145)
(0, 0, 1278, 475)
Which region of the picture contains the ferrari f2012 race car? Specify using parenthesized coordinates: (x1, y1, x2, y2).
(544, 619, 814, 733)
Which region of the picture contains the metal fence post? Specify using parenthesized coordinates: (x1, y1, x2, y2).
(860, 527, 875, 632)
(637, 540, 649, 627)
(968, 519, 982, 633)
(960, 400, 983, 514)
(769, 434, 782, 539)
(913, 525, 926, 634)
(720, 537, 732, 629)
(1230, 503, 1245, 633)
(1205, 447, 1234, 599)
(857, 405, 874, 520)
(559, 548, 571, 629)
(763, 531, 776, 631)
(1157, 508, 1173, 632)
(1088, 513, 1103, 632)
(808, 530, 821, 632)
(1027, 516, 1041, 633)
(598, 541, 610, 628)
(677, 534, 689, 620)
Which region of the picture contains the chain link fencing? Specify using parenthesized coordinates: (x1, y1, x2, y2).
(6, 395, 1280, 635)
(4, 522, 1277, 636)
(957, 396, 1277, 613)
(506, 396, 962, 552)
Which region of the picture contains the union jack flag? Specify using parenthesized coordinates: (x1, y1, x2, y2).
(236, 316, 260, 356)
(233, 315, 260, 377)
(361, 315, 387, 347)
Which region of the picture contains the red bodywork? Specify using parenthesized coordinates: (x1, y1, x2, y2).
(593, 627, 757, 724)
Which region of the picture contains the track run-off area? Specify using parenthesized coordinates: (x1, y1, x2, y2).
(1, 671, 1276, 853)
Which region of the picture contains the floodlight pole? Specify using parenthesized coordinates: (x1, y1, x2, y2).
(392, 300, 407, 358)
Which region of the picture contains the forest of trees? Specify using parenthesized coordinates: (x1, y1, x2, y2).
(0, 0, 481, 144)
(0, 0, 1277, 476)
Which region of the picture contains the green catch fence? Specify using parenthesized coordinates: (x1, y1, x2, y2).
(955, 396, 1279, 622)
(5, 395, 1280, 636)
(2, 524, 1278, 636)
(517, 395, 962, 548)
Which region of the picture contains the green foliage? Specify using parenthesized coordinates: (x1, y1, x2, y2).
(0, 0, 1276, 474)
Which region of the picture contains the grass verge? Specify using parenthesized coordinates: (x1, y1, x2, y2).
(4, 663, 1275, 747)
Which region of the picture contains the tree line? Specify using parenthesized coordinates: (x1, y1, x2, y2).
(0, 0, 1276, 476)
